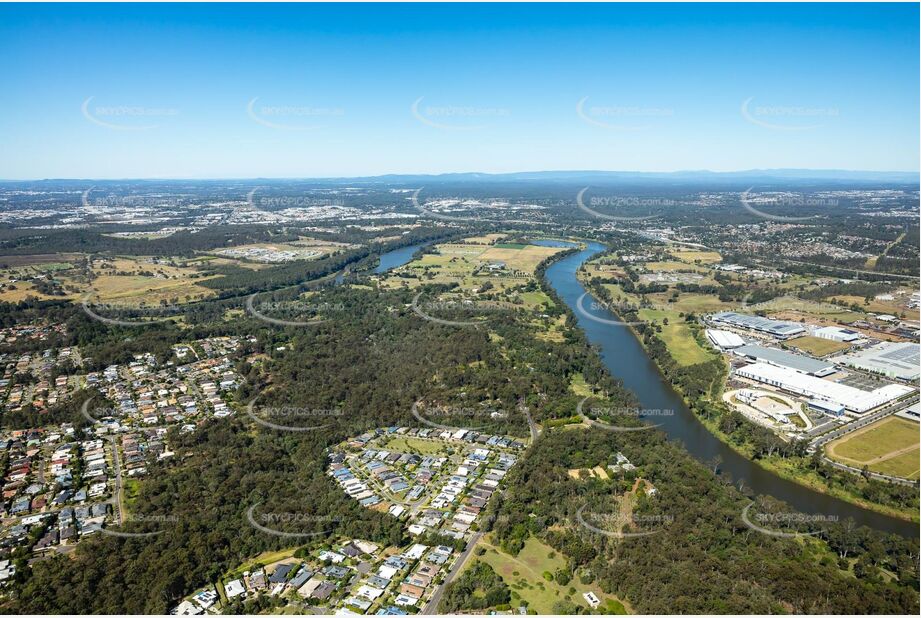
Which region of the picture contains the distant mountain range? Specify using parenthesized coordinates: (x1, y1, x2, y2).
(4, 169, 918, 185)
(342, 169, 920, 185)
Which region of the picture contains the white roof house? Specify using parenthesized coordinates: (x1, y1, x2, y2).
(224, 579, 245, 598)
(402, 543, 428, 560)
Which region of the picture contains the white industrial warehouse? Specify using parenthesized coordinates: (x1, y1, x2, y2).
(706, 329, 745, 349)
(838, 342, 920, 382)
(813, 326, 861, 342)
(735, 362, 914, 415)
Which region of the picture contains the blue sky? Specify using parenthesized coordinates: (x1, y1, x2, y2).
(0, 2, 918, 179)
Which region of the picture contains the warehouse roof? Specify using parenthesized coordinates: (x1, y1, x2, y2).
(839, 342, 920, 381)
(735, 362, 913, 414)
(734, 344, 835, 375)
(711, 312, 805, 337)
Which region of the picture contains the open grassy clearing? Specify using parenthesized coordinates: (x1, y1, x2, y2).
(569, 373, 594, 398)
(869, 450, 920, 479)
(381, 435, 448, 455)
(786, 335, 851, 357)
(669, 249, 722, 264)
(647, 292, 735, 314)
(826, 417, 920, 478)
(461, 233, 509, 245)
(470, 536, 628, 614)
(828, 295, 911, 316)
(91, 274, 217, 305)
(223, 548, 299, 581)
(381, 240, 565, 295)
(643, 260, 709, 273)
(638, 308, 715, 366)
(87, 256, 219, 306)
(0, 281, 77, 303)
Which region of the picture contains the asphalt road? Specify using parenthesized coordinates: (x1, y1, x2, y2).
(421, 531, 483, 615)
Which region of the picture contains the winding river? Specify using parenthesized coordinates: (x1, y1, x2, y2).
(537, 239, 917, 537)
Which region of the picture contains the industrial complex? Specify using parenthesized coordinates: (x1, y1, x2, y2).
(838, 342, 920, 382)
(705, 310, 919, 451)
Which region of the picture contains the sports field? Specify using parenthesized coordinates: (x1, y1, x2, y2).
(826, 416, 920, 479)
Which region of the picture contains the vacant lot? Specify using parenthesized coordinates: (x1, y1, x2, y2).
(826, 417, 920, 479)
(382, 436, 447, 455)
(84, 257, 220, 306)
(648, 292, 734, 314)
(644, 260, 708, 273)
(786, 335, 852, 357)
(470, 536, 627, 614)
(670, 249, 722, 264)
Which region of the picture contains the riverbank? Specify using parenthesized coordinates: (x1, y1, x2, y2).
(575, 268, 919, 524)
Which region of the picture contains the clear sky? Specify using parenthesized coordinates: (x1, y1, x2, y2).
(0, 2, 918, 179)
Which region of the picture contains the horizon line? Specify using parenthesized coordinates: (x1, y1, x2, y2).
(1, 167, 919, 183)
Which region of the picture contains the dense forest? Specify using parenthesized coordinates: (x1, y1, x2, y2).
(485, 428, 919, 614)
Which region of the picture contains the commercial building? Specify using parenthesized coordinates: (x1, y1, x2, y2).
(706, 329, 745, 350)
(807, 399, 846, 417)
(837, 342, 920, 382)
(735, 362, 914, 415)
(733, 344, 836, 377)
(813, 326, 860, 343)
(710, 312, 805, 340)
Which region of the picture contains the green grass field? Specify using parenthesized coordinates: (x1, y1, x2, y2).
(826, 417, 920, 479)
(471, 536, 627, 614)
(786, 336, 851, 357)
(649, 292, 734, 314)
(639, 308, 715, 366)
(519, 290, 554, 309)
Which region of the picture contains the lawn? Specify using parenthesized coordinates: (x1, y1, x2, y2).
(826, 417, 920, 479)
(639, 308, 715, 366)
(471, 536, 628, 614)
(786, 336, 851, 357)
